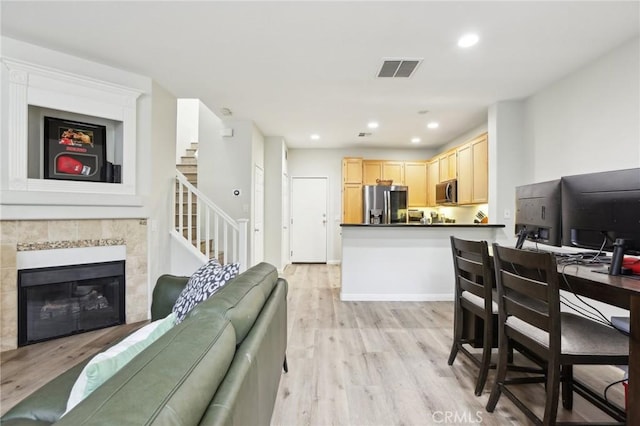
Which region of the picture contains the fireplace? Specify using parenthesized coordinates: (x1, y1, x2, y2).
(18, 260, 125, 346)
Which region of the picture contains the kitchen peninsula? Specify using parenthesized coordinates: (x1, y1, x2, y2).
(340, 223, 505, 301)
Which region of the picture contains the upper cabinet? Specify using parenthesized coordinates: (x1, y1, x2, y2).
(438, 150, 457, 183)
(382, 161, 404, 185)
(363, 160, 383, 185)
(404, 162, 427, 207)
(426, 159, 440, 207)
(456, 133, 488, 205)
(343, 157, 363, 184)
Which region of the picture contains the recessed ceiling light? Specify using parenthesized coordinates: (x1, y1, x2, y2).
(367, 121, 379, 129)
(411, 137, 421, 144)
(310, 134, 320, 140)
(417, 110, 429, 115)
(457, 33, 479, 48)
(427, 122, 439, 129)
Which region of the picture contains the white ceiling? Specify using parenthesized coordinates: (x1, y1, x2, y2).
(1, 1, 638, 149)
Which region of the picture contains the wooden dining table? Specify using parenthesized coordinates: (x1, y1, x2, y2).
(556, 262, 640, 425)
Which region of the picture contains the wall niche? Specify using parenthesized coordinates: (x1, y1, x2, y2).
(2, 58, 143, 204)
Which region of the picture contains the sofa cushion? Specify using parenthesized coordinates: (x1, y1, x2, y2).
(64, 313, 176, 414)
(189, 262, 278, 345)
(173, 259, 240, 323)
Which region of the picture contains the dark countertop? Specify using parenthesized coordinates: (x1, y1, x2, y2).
(340, 223, 505, 228)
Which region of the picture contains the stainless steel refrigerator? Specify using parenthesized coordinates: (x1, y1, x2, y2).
(363, 185, 408, 224)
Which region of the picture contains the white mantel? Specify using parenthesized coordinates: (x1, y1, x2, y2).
(1, 56, 144, 207)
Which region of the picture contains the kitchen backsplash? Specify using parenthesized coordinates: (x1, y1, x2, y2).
(411, 204, 489, 224)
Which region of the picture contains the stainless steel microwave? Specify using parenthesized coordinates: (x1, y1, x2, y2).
(436, 179, 457, 205)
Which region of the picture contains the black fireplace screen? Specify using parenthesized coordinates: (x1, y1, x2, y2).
(18, 260, 125, 346)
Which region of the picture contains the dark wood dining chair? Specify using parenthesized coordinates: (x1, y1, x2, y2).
(448, 236, 497, 396)
(486, 243, 629, 425)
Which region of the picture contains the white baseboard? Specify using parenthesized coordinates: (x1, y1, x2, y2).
(339, 292, 454, 302)
(327, 259, 341, 265)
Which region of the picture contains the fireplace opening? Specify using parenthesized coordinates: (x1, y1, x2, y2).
(18, 260, 125, 346)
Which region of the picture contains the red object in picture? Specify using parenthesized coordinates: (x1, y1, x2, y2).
(56, 155, 92, 176)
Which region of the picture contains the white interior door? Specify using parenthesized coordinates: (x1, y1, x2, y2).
(291, 177, 327, 263)
(253, 165, 264, 265)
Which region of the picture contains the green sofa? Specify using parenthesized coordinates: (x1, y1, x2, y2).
(1, 262, 288, 425)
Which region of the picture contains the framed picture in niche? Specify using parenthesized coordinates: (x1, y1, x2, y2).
(43, 117, 107, 182)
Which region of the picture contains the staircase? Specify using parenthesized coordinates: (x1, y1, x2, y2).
(173, 143, 248, 270)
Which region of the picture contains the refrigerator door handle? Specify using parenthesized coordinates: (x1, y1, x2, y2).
(383, 190, 390, 224)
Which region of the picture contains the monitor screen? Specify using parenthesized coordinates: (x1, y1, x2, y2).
(561, 168, 640, 256)
(514, 179, 562, 247)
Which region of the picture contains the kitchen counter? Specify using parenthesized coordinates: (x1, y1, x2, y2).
(340, 223, 505, 228)
(340, 223, 506, 301)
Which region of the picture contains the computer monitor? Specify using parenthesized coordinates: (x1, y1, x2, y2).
(514, 179, 562, 248)
(561, 168, 640, 275)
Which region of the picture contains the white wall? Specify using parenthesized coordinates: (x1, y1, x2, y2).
(523, 36, 640, 180)
(264, 136, 288, 270)
(176, 99, 200, 162)
(288, 147, 436, 263)
(146, 82, 178, 292)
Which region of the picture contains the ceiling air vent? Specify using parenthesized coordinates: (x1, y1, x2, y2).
(377, 58, 422, 78)
(358, 132, 372, 137)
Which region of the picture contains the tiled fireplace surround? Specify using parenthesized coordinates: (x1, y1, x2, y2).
(0, 219, 148, 351)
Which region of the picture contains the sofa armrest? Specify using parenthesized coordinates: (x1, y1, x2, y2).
(150, 274, 189, 321)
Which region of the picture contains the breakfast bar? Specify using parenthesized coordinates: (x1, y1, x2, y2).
(340, 223, 505, 301)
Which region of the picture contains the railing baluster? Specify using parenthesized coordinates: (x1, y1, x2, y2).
(205, 208, 211, 259)
(195, 194, 201, 254)
(187, 188, 193, 248)
(178, 183, 184, 237)
(223, 224, 228, 265)
(214, 213, 220, 263)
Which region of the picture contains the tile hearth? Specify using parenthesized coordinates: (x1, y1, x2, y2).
(0, 219, 148, 351)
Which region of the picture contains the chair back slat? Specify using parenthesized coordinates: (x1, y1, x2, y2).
(504, 297, 550, 332)
(501, 270, 549, 303)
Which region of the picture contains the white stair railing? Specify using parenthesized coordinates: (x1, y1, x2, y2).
(173, 171, 248, 271)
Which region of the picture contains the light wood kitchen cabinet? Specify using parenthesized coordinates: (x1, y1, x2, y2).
(342, 157, 363, 184)
(456, 133, 488, 204)
(471, 134, 488, 203)
(382, 161, 404, 185)
(363, 160, 383, 185)
(404, 162, 427, 207)
(438, 150, 457, 182)
(427, 159, 439, 207)
(342, 183, 363, 224)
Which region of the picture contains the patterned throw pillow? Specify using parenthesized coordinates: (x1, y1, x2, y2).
(172, 259, 240, 323)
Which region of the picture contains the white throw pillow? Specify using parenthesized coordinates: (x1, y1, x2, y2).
(63, 312, 176, 416)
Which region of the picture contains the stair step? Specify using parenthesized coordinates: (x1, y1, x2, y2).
(185, 148, 198, 156)
(180, 156, 197, 165)
(190, 142, 199, 149)
(177, 164, 197, 174)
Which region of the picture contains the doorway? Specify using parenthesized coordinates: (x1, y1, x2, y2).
(290, 177, 328, 263)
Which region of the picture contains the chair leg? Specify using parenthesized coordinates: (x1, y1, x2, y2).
(283, 355, 288, 373)
(561, 364, 573, 410)
(447, 304, 464, 365)
(543, 363, 561, 426)
(486, 335, 510, 412)
(475, 322, 493, 396)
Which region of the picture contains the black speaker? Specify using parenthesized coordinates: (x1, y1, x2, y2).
(102, 162, 114, 183)
(113, 165, 122, 183)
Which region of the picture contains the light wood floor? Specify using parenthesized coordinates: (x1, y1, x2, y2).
(1, 264, 627, 425)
